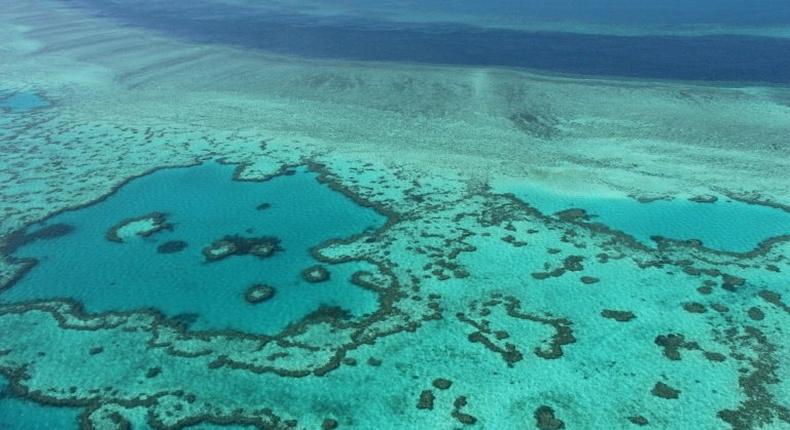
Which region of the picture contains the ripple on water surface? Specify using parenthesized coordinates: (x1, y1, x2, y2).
(1, 162, 386, 333)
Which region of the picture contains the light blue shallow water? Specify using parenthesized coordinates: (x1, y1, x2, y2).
(505, 185, 790, 252)
(2, 163, 385, 333)
(0, 91, 48, 112)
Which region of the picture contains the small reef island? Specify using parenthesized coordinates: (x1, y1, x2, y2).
(301, 265, 331, 283)
(202, 235, 282, 262)
(106, 212, 172, 243)
(244, 283, 276, 304)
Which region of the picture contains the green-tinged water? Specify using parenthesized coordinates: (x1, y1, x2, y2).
(1, 1, 789, 429)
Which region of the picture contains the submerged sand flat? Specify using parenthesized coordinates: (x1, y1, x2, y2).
(0, 1, 789, 429)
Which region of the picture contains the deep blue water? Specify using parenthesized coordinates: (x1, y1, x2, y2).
(364, 0, 790, 27)
(68, 0, 790, 84)
(2, 163, 385, 333)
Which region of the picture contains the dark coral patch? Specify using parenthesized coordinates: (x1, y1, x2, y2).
(145, 367, 162, 378)
(157, 240, 188, 254)
(466, 331, 523, 365)
(417, 390, 434, 410)
(715, 325, 787, 429)
(432, 378, 452, 390)
(703, 351, 727, 362)
(554, 208, 590, 222)
(170, 313, 199, 329)
(711, 303, 729, 313)
(654, 334, 699, 361)
(682, 302, 707, 314)
(202, 235, 282, 262)
(601, 309, 635, 322)
(1, 223, 74, 255)
(301, 305, 352, 324)
(451, 396, 477, 425)
(651, 382, 680, 399)
(628, 415, 649, 426)
(758, 290, 790, 314)
(563, 255, 585, 271)
(531, 256, 584, 280)
(534, 405, 565, 430)
(721, 274, 746, 291)
(747, 307, 765, 321)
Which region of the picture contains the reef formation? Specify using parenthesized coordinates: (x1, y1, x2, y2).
(0, 1, 788, 429)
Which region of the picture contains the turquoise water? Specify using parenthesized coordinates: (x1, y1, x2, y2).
(0, 377, 80, 430)
(2, 163, 385, 333)
(2, 1, 790, 428)
(0, 91, 48, 112)
(1, 372, 254, 430)
(0, 374, 254, 430)
(503, 185, 790, 252)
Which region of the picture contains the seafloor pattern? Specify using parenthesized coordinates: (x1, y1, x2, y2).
(1, 1, 790, 429)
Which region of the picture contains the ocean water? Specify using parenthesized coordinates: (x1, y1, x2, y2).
(500, 184, 790, 252)
(226, 0, 790, 29)
(0, 377, 80, 430)
(1, 0, 789, 429)
(67, 0, 790, 83)
(3, 163, 385, 333)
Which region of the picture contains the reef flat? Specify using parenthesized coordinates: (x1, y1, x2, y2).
(0, 0, 789, 429)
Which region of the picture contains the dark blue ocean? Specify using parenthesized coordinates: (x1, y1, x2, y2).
(69, 0, 790, 84)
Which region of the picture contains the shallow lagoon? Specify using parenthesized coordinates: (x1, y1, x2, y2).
(2, 163, 385, 333)
(499, 183, 790, 252)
